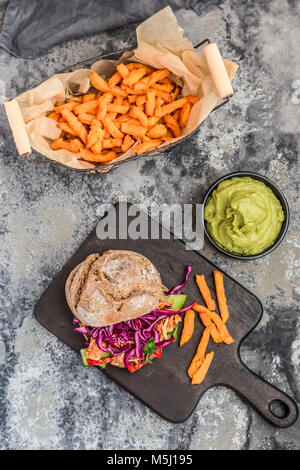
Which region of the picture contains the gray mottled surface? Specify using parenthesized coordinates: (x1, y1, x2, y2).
(0, 0, 299, 450)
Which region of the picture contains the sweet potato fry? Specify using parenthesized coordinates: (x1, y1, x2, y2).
(136, 95, 146, 107)
(80, 148, 117, 163)
(115, 96, 124, 105)
(73, 100, 98, 115)
(128, 94, 137, 104)
(195, 326, 212, 363)
(164, 114, 181, 137)
(90, 71, 111, 93)
(120, 122, 147, 138)
(133, 85, 147, 94)
(58, 122, 77, 136)
(187, 325, 212, 377)
(102, 138, 123, 149)
(179, 103, 192, 128)
(146, 89, 156, 116)
(125, 63, 138, 71)
(195, 274, 216, 311)
(107, 103, 129, 114)
(146, 124, 168, 139)
(116, 63, 130, 79)
(197, 311, 222, 343)
(53, 102, 75, 112)
(151, 82, 174, 93)
(134, 140, 162, 154)
(111, 147, 122, 153)
(90, 71, 126, 97)
(48, 112, 60, 121)
(147, 116, 160, 127)
(123, 85, 145, 95)
(187, 96, 200, 104)
(72, 138, 85, 149)
(173, 110, 180, 121)
(207, 310, 234, 344)
(97, 93, 113, 120)
(161, 130, 174, 141)
(180, 309, 195, 347)
(159, 77, 173, 85)
(191, 351, 214, 385)
(117, 114, 130, 124)
(123, 67, 148, 86)
(61, 109, 88, 144)
(126, 63, 153, 73)
(155, 97, 188, 118)
(152, 89, 172, 103)
(77, 113, 95, 125)
(79, 148, 98, 162)
(98, 150, 118, 163)
(108, 72, 122, 88)
(171, 86, 180, 101)
(69, 96, 83, 103)
(130, 106, 148, 127)
(100, 93, 114, 104)
(213, 270, 230, 323)
(122, 134, 135, 153)
(102, 115, 124, 139)
(194, 304, 234, 345)
(87, 119, 105, 150)
(155, 97, 164, 115)
(147, 69, 170, 88)
(134, 76, 150, 92)
(82, 93, 96, 103)
(51, 138, 80, 153)
(109, 86, 127, 97)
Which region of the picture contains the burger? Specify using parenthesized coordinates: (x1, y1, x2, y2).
(66, 250, 193, 372)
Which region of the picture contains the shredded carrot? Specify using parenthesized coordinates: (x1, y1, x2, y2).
(191, 351, 214, 384)
(213, 270, 229, 323)
(180, 309, 195, 347)
(195, 274, 216, 311)
(187, 325, 212, 378)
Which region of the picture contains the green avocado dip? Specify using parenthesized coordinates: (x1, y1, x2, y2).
(204, 176, 285, 256)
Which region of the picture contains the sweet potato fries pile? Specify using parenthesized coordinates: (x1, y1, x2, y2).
(180, 270, 234, 385)
(47, 63, 200, 165)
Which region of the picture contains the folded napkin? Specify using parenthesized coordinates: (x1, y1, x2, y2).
(0, 0, 222, 58)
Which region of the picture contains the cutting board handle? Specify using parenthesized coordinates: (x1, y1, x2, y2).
(222, 358, 298, 427)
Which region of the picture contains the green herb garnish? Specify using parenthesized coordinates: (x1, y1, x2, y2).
(144, 337, 157, 355)
(146, 355, 153, 364)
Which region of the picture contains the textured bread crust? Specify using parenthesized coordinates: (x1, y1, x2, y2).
(65, 250, 166, 327)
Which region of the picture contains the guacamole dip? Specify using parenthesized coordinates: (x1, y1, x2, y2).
(204, 176, 285, 256)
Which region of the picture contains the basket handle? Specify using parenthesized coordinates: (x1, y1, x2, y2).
(5, 99, 32, 156)
(195, 39, 234, 100)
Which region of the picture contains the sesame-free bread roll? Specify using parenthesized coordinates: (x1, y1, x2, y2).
(65, 250, 166, 327)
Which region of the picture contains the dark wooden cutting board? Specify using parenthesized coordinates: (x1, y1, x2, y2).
(35, 204, 298, 427)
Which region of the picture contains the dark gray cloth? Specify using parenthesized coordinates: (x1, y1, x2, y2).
(0, 0, 222, 58)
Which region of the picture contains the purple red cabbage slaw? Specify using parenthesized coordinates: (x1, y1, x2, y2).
(167, 265, 192, 295)
(73, 266, 194, 368)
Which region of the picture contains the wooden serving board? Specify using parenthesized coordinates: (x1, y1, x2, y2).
(35, 204, 298, 427)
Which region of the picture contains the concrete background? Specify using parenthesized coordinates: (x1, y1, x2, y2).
(0, 0, 299, 449)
